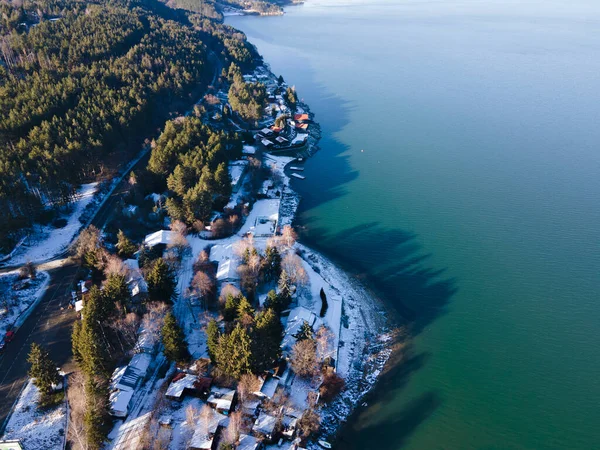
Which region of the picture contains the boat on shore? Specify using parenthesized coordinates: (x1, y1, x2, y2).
(291, 173, 305, 180)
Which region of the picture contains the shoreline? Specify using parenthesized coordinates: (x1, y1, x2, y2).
(257, 64, 402, 443)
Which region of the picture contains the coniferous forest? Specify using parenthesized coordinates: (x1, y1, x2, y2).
(0, 0, 258, 251)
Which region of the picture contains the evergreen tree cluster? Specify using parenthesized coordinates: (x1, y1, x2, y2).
(147, 116, 241, 224)
(0, 0, 257, 250)
(227, 63, 267, 122)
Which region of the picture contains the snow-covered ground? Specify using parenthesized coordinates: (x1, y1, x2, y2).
(2, 379, 67, 449)
(9, 183, 98, 265)
(0, 271, 50, 336)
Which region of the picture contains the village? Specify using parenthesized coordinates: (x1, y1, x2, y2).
(0, 65, 392, 450)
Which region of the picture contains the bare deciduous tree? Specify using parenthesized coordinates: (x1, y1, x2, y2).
(71, 225, 102, 260)
(281, 225, 297, 249)
(282, 253, 308, 288)
(291, 339, 319, 378)
(67, 372, 87, 450)
(316, 325, 334, 363)
(191, 271, 215, 307)
(219, 284, 241, 307)
(104, 254, 129, 277)
(237, 373, 261, 406)
(297, 408, 321, 444)
(222, 411, 243, 446)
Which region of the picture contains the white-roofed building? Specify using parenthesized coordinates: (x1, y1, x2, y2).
(189, 408, 227, 450)
(228, 160, 249, 193)
(109, 389, 134, 418)
(242, 145, 257, 155)
(207, 386, 236, 415)
(165, 373, 198, 400)
(144, 230, 174, 248)
(237, 434, 261, 450)
(253, 412, 278, 440)
(281, 306, 318, 357)
(254, 375, 279, 400)
(210, 243, 240, 284)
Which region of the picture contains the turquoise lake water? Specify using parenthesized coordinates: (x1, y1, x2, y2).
(228, 1, 600, 448)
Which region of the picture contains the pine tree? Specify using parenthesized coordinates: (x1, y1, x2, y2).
(206, 319, 220, 364)
(236, 296, 254, 321)
(277, 270, 292, 309)
(72, 320, 83, 365)
(264, 289, 286, 315)
(214, 162, 231, 198)
(263, 246, 281, 281)
(294, 320, 314, 341)
(84, 376, 109, 450)
(116, 230, 136, 258)
(103, 273, 130, 307)
(147, 258, 176, 302)
(161, 312, 189, 363)
(223, 294, 241, 322)
(28, 342, 60, 402)
(215, 324, 252, 379)
(252, 308, 283, 372)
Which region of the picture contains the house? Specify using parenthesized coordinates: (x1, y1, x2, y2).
(254, 375, 279, 400)
(281, 307, 318, 356)
(241, 397, 261, 417)
(270, 126, 283, 133)
(294, 123, 309, 131)
(237, 434, 262, 450)
(189, 407, 227, 450)
(293, 113, 309, 122)
(111, 412, 152, 450)
(207, 386, 236, 415)
(124, 259, 148, 301)
(259, 127, 274, 138)
(291, 134, 308, 146)
(144, 230, 174, 248)
(242, 145, 257, 155)
(109, 389, 135, 418)
(253, 412, 278, 440)
(165, 373, 199, 400)
(135, 324, 158, 354)
(210, 244, 240, 284)
(261, 138, 274, 148)
(276, 136, 289, 144)
(250, 199, 280, 237)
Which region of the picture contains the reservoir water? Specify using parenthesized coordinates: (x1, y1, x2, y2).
(227, 1, 600, 448)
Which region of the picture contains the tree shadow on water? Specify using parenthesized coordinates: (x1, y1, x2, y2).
(301, 222, 458, 337)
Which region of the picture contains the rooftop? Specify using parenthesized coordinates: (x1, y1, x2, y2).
(144, 230, 174, 248)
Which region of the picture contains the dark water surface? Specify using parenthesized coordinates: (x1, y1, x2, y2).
(228, 1, 600, 448)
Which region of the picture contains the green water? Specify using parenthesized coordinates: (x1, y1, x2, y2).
(227, 1, 600, 448)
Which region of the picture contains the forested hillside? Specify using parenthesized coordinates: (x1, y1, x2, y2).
(0, 0, 258, 251)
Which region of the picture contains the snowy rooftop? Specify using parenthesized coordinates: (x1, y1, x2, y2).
(109, 389, 134, 417)
(144, 230, 174, 248)
(237, 434, 260, 450)
(134, 327, 157, 354)
(292, 134, 308, 145)
(210, 244, 240, 282)
(207, 386, 235, 413)
(129, 353, 152, 375)
(111, 365, 141, 392)
(166, 374, 198, 399)
(110, 411, 152, 450)
(123, 259, 139, 271)
(248, 199, 280, 237)
(282, 306, 318, 353)
(253, 411, 278, 436)
(189, 408, 227, 449)
(228, 160, 248, 188)
(256, 376, 279, 399)
(242, 145, 257, 155)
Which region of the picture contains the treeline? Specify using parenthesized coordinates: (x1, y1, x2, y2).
(146, 116, 242, 225)
(0, 0, 258, 251)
